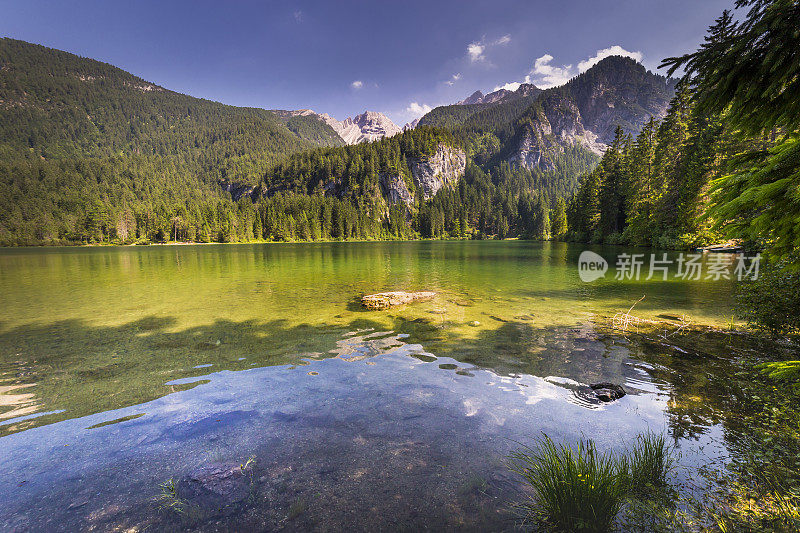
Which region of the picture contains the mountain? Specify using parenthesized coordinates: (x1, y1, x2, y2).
(418, 83, 543, 133)
(0, 39, 675, 246)
(0, 38, 345, 244)
(419, 56, 675, 170)
(0, 39, 343, 164)
(457, 90, 485, 105)
(276, 109, 402, 144)
(319, 111, 402, 144)
(256, 127, 466, 206)
(503, 56, 676, 170)
(403, 118, 420, 131)
(454, 84, 542, 107)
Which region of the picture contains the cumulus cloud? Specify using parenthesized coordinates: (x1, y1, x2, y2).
(578, 45, 642, 73)
(466, 34, 511, 63)
(406, 102, 432, 118)
(467, 42, 485, 63)
(531, 54, 574, 88)
(492, 81, 522, 92)
(445, 72, 462, 86)
(493, 45, 644, 91)
(350, 80, 363, 89)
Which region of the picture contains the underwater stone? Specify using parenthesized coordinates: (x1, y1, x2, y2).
(361, 291, 436, 310)
(179, 461, 251, 515)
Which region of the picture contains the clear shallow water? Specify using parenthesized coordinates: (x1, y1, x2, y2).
(0, 242, 742, 530)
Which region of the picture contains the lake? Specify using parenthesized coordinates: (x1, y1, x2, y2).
(0, 241, 760, 530)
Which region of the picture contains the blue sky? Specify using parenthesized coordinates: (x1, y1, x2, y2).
(0, 0, 732, 125)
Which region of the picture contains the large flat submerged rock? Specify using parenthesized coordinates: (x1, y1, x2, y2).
(361, 291, 436, 310)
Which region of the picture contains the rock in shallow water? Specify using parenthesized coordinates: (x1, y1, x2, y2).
(178, 461, 251, 516)
(589, 382, 626, 402)
(361, 291, 436, 310)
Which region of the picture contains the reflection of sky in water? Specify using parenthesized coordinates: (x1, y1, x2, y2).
(0, 330, 729, 530)
(0, 243, 742, 529)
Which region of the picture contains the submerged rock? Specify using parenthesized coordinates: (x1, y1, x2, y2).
(589, 382, 626, 402)
(361, 291, 436, 310)
(179, 461, 251, 516)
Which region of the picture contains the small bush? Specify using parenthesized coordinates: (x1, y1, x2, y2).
(507, 435, 627, 532)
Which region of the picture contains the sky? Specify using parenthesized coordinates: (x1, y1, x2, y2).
(0, 0, 733, 125)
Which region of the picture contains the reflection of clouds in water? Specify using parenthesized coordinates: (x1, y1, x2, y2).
(463, 398, 479, 417)
(0, 324, 715, 532)
(327, 330, 414, 362)
(322, 328, 670, 419)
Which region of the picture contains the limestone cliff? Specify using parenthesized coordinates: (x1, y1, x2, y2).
(408, 144, 467, 200)
(379, 144, 467, 205)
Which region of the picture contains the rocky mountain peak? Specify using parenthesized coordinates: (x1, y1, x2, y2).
(515, 83, 541, 98)
(506, 55, 676, 171)
(457, 90, 484, 105)
(290, 110, 401, 145)
(481, 88, 513, 104)
(454, 83, 541, 106)
(403, 117, 420, 131)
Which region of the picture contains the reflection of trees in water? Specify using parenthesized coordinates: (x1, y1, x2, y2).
(623, 327, 800, 480)
(0, 311, 663, 436)
(0, 316, 355, 435)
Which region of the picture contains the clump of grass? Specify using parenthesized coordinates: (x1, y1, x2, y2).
(625, 432, 674, 496)
(457, 474, 488, 497)
(287, 497, 307, 520)
(507, 435, 628, 532)
(509, 432, 675, 532)
(156, 477, 187, 515)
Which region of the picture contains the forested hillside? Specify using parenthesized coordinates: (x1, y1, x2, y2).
(0, 38, 342, 245)
(252, 127, 596, 241)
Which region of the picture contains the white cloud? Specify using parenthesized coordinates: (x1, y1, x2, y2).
(531, 54, 574, 88)
(492, 81, 522, 92)
(467, 34, 511, 64)
(445, 72, 462, 86)
(467, 42, 485, 63)
(406, 102, 432, 119)
(578, 45, 642, 73)
(293, 10, 304, 22)
(350, 80, 363, 90)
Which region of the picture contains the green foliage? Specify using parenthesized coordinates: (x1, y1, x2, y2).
(758, 361, 800, 382)
(507, 435, 628, 532)
(156, 478, 187, 515)
(707, 134, 800, 265)
(662, 1, 800, 267)
(737, 263, 800, 336)
(417, 103, 491, 129)
(508, 433, 675, 532)
(262, 126, 455, 197)
(566, 83, 732, 248)
(624, 433, 675, 496)
(550, 197, 568, 239)
(662, 0, 800, 137)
